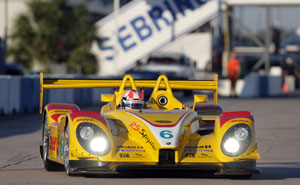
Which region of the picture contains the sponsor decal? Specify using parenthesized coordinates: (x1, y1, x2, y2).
(185, 145, 212, 149)
(117, 145, 144, 149)
(184, 145, 213, 152)
(118, 150, 145, 152)
(76, 118, 95, 122)
(220, 112, 253, 128)
(129, 122, 157, 150)
(117, 145, 145, 152)
(198, 153, 212, 158)
(139, 129, 157, 151)
(230, 119, 250, 123)
(184, 149, 213, 152)
(49, 136, 57, 151)
(130, 122, 141, 131)
(132, 153, 146, 158)
(119, 153, 130, 158)
(185, 153, 195, 158)
(70, 111, 107, 125)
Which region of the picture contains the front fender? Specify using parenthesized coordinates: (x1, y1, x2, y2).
(67, 110, 115, 161)
(214, 111, 259, 162)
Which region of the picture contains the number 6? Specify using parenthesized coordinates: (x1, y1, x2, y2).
(160, 130, 173, 139)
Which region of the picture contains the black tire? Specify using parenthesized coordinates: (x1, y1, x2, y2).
(42, 114, 61, 171)
(63, 123, 74, 176)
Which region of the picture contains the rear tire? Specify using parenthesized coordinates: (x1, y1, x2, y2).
(42, 114, 61, 171)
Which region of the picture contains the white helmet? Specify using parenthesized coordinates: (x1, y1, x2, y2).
(122, 90, 144, 109)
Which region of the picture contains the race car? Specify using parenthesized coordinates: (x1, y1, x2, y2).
(39, 73, 261, 177)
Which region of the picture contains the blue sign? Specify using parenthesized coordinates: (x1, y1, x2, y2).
(97, 0, 211, 61)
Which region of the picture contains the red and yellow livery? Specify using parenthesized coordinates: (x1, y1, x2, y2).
(39, 73, 260, 177)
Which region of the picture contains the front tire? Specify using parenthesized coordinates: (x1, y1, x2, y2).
(42, 114, 61, 171)
(64, 123, 74, 176)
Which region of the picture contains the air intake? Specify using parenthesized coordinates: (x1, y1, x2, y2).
(159, 149, 175, 165)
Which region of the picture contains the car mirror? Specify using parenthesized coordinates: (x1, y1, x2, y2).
(192, 95, 208, 110)
(101, 94, 116, 102)
(194, 94, 208, 103)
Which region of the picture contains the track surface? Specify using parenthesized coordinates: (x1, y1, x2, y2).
(1, 96, 300, 185)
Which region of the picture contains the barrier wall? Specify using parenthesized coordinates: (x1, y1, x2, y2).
(218, 73, 283, 98)
(240, 73, 282, 98)
(0, 76, 9, 114)
(0, 75, 113, 115)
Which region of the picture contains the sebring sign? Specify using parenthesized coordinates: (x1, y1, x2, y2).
(91, 0, 220, 76)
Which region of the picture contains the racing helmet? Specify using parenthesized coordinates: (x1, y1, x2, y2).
(122, 90, 144, 109)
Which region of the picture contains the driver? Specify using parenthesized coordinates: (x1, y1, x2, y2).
(121, 90, 144, 109)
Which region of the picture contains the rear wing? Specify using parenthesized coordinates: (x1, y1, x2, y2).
(40, 73, 218, 113)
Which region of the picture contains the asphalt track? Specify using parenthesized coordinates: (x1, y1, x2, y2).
(0, 95, 300, 185)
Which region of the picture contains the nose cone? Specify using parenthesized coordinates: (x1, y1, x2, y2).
(130, 110, 189, 147)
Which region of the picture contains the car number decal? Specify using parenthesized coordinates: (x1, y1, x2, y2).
(160, 130, 173, 139)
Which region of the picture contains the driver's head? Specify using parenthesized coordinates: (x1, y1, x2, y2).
(122, 90, 144, 109)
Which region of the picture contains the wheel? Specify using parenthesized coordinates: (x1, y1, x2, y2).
(64, 123, 74, 176)
(42, 114, 61, 171)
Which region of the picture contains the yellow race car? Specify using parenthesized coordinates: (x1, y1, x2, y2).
(39, 73, 261, 177)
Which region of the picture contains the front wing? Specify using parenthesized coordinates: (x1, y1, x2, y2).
(67, 160, 261, 176)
